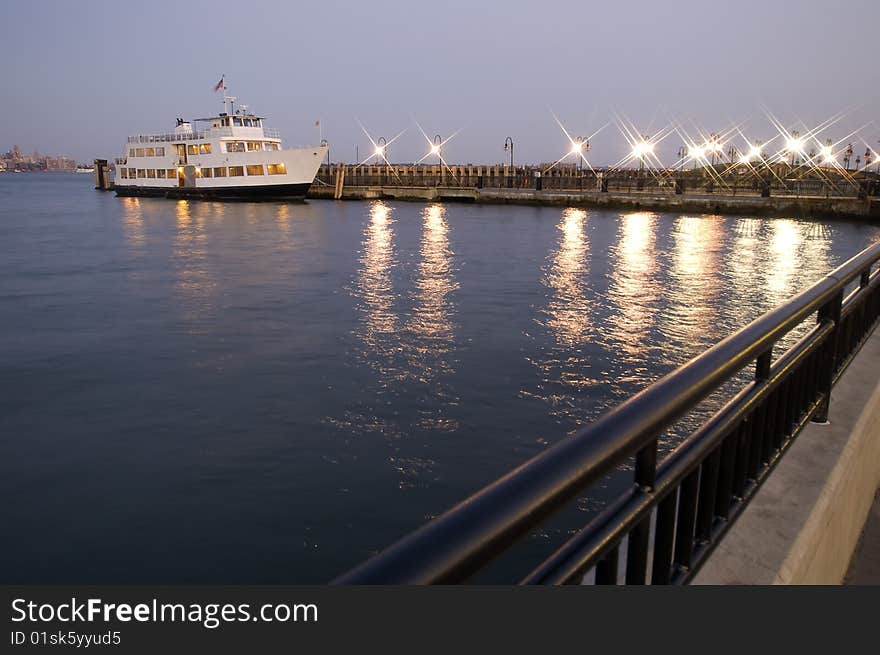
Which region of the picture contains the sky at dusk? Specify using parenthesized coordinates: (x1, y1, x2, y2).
(2, 0, 878, 166)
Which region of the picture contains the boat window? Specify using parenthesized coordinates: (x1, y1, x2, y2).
(146, 169, 156, 178)
(225, 141, 245, 153)
(175, 144, 186, 156)
(246, 141, 262, 151)
(118, 169, 127, 179)
(167, 169, 177, 178)
(135, 148, 145, 157)
(222, 117, 230, 127)
(201, 167, 213, 178)
(128, 168, 137, 178)
(145, 147, 155, 157)
(199, 144, 212, 154)
(264, 142, 279, 151)
(213, 167, 227, 177)
(137, 169, 146, 178)
(246, 164, 264, 176)
(267, 163, 286, 175)
(187, 144, 199, 155)
(156, 147, 165, 157)
(228, 166, 244, 176)
(233, 117, 242, 126)
(194, 168, 201, 178)
(129, 148, 135, 157)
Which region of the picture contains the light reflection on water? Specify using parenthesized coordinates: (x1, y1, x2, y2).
(356, 200, 398, 363)
(661, 215, 725, 348)
(348, 201, 462, 487)
(405, 204, 459, 421)
(606, 212, 661, 373)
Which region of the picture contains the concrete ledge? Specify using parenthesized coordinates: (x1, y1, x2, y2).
(306, 185, 879, 219)
(694, 325, 880, 584)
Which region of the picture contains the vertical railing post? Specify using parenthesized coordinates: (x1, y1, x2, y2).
(813, 290, 843, 423)
(626, 439, 657, 584)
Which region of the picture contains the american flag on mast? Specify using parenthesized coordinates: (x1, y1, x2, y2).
(213, 75, 225, 92)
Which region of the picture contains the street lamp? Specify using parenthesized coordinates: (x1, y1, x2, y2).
(376, 136, 387, 185)
(432, 134, 442, 161)
(708, 132, 720, 166)
(786, 130, 802, 167)
(433, 134, 442, 187)
(375, 136, 387, 163)
(570, 136, 589, 189)
(820, 139, 833, 166)
(503, 136, 514, 188)
(633, 136, 653, 172)
(844, 143, 853, 171)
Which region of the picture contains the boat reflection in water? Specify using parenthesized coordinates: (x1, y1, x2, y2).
(120, 196, 145, 251)
(173, 199, 215, 333)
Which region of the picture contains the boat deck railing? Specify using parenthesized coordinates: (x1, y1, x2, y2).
(334, 240, 880, 585)
(126, 126, 281, 144)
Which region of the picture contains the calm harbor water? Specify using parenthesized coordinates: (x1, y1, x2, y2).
(1, 173, 878, 583)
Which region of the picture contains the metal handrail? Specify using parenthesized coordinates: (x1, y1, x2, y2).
(335, 240, 880, 584)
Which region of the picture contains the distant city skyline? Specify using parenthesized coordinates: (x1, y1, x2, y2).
(1, 0, 878, 166)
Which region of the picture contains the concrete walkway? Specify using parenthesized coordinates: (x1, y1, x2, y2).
(695, 325, 880, 584)
(846, 490, 880, 584)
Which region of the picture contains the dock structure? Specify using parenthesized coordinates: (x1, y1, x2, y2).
(93, 159, 113, 191)
(310, 162, 880, 220)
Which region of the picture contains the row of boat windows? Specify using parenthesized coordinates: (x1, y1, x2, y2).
(118, 163, 287, 179)
(128, 142, 279, 158)
(219, 117, 261, 127)
(129, 147, 166, 157)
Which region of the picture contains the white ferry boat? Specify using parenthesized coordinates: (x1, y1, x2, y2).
(113, 95, 326, 201)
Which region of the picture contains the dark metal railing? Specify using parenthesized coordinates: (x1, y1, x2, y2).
(317, 163, 878, 199)
(335, 240, 880, 584)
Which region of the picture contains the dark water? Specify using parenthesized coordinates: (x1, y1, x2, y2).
(1, 173, 878, 583)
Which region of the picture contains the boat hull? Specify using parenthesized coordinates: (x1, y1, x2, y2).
(115, 182, 313, 201)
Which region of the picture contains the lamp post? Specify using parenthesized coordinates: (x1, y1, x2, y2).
(320, 139, 329, 169)
(844, 143, 853, 171)
(503, 137, 514, 188)
(376, 136, 387, 186)
(572, 136, 588, 190)
(433, 134, 442, 187)
(638, 135, 649, 173)
(789, 130, 800, 167)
